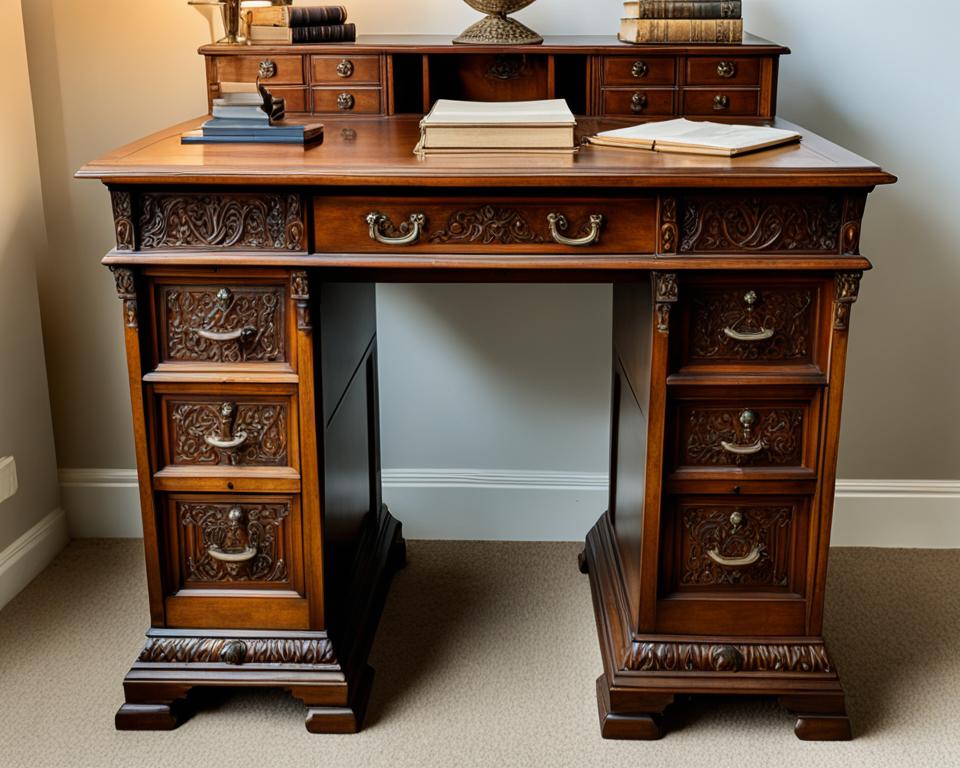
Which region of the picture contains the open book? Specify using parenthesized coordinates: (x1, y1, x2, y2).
(587, 118, 801, 157)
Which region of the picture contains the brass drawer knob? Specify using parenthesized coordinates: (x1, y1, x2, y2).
(193, 288, 256, 344)
(337, 92, 355, 110)
(717, 60, 736, 78)
(547, 213, 603, 246)
(723, 290, 775, 341)
(336, 59, 354, 78)
(630, 92, 648, 113)
(258, 59, 277, 79)
(713, 94, 730, 111)
(366, 212, 425, 246)
(631, 60, 648, 78)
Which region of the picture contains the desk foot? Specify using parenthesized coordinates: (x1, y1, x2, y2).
(577, 548, 589, 574)
(780, 694, 852, 741)
(115, 701, 188, 731)
(596, 675, 670, 740)
(295, 666, 374, 734)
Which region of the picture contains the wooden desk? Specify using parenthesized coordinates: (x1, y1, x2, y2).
(79, 45, 894, 738)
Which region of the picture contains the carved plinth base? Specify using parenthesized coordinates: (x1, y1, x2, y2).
(116, 508, 404, 733)
(583, 511, 851, 741)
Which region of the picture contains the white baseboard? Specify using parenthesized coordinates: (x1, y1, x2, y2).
(58, 468, 960, 547)
(0, 509, 69, 612)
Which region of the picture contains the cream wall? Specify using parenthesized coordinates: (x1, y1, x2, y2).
(20, 1, 960, 541)
(0, 0, 60, 551)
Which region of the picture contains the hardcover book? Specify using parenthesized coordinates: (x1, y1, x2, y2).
(622, 1, 741, 19)
(248, 23, 357, 44)
(619, 17, 743, 43)
(245, 5, 348, 27)
(587, 118, 800, 156)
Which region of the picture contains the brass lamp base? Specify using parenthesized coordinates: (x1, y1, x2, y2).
(453, 13, 543, 45)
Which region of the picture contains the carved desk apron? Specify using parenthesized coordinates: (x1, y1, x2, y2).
(78, 114, 895, 740)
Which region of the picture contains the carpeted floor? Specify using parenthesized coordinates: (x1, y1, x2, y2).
(0, 540, 958, 767)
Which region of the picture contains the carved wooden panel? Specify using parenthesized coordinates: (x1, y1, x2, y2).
(138, 636, 335, 666)
(111, 190, 135, 250)
(624, 641, 831, 673)
(677, 404, 806, 468)
(138, 192, 305, 250)
(679, 193, 844, 253)
(167, 399, 290, 467)
(429, 206, 546, 245)
(674, 501, 795, 589)
(177, 500, 293, 587)
(685, 284, 817, 364)
(158, 283, 287, 364)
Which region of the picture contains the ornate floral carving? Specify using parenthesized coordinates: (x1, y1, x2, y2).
(688, 287, 814, 362)
(682, 406, 804, 467)
(429, 206, 545, 245)
(679, 194, 844, 253)
(179, 501, 290, 583)
(170, 401, 288, 466)
(841, 193, 867, 255)
(138, 192, 305, 250)
(624, 641, 832, 673)
(290, 270, 311, 331)
(679, 504, 792, 587)
(138, 636, 336, 665)
(660, 196, 678, 254)
(162, 285, 285, 363)
(833, 271, 862, 331)
(111, 190, 135, 250)
(109, 266, 138, 329)
(653, 272, 679, 333)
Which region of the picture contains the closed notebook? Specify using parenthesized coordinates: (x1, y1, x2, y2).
(588, 118, 800, 156)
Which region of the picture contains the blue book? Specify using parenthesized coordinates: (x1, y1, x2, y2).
(202, 119, 306, 136)
(182, 126, 323, 145)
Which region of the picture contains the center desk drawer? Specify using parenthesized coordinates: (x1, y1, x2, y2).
(313, 196, 657, 254)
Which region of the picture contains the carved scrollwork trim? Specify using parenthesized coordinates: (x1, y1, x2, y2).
(653, 272, 679, 333)
(429, 205, 545, 245)
(624, 641, 833, 674)
(841, 193, 867, 255)
(660, 196, 678, 254)
(137, 636, 337, 666)
(111, 189, 135, 251)
(833, 271, 862, 330)
(109, 266, 138, 329)
(290, 270, 311, 331)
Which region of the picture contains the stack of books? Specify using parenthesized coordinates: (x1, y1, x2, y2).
(414, 99, 577, 157)
(246, 4, 356, 44)
(586, 118, 800, 156)
(619, 1, 743, 43)
(182, 89, 323, 145)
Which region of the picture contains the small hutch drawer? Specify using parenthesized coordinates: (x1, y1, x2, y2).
(602, 56, 676, 85)
(149, 276, 294, 370)
(686, 57, 762, 86)
(216, 55, 305, 85)
(312, 86, 382, 114)
(311, 54, 381, 84)
(601, 88, 675, 117)
(682, 88, 759, 117)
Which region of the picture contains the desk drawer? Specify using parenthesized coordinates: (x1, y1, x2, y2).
(149, 275, 294, 370)
(669, 391, 820, 478)
(601, 88, 675, 117)
(216, 55, 304, 85)
(686, 57, 762, 86)
(312, 86, 382, 114)
(682, 88, 759, 117)
(313, 195, 657, 255)
(311, 54, 381, 84)
(603, 56, 676, 85)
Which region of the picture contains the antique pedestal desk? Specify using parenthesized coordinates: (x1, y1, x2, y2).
(78, 35, 895, 740)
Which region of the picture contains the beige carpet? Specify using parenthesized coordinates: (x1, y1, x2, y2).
(0, 540, 958, 767)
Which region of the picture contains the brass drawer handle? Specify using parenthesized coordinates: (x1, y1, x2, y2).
(204, 431, 247, 450)
(203, 402, 247, 450)
(366, 212, 425, 246)
(720, 409, 765, 455)
(630, 92, 647, 113)
(713, 94, 730, 111)
(707, 544, 761, 567)
(337, 92, 355, 110)
(723, 326, 774, 342)
(547, 213, 603, 246)
(717, 60, 736, 78)
(208, 544, 258, 562)
(258, 59, 277, 79)
(336, 59, 354, 78)
(194, 326, 256, 343)
(631, 60, 648, 78)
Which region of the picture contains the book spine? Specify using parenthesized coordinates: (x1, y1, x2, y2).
(627, 1, 741, 19)
(619, 18, 743, 43)
(288, 6, 349, 26)
(291, 23, 357, 43)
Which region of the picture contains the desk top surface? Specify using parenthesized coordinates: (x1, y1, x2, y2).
(78, 116, 895, 189)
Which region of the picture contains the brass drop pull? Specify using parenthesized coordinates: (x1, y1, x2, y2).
(546, 213, 603, 246)
(336, 59, 354, 78)
(204, 402, 248, 451)
(720, 409, 766, 456)
(631, 60, 648, 78)
(716, 60, 736, 78)
(707, 545, 761, 567)
(258, 59, 277, 79)
(723, 290, 775, 341)
(630, 92, 648, 113)
(337, 92, 355, 110)
(207, 507, 258, 563)
(713, 94, 730, 111)
(366, 212, 425, 246)
(194, 288, 257, 344)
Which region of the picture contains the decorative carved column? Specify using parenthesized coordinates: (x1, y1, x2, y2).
(653, 272, 679, 333)
(110, 266, 138, 329)
(290, 271, 311, 331)
(833, 271, 862, 331)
